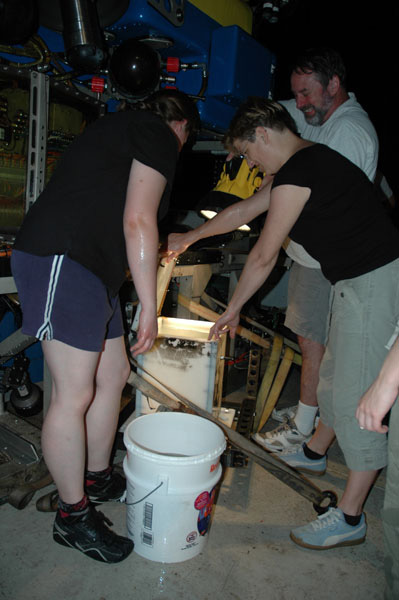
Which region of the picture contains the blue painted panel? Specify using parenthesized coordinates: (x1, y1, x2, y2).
(197, 26, 275, 131)
(109, 9, 275, 132)
(107, 0, 217, 57)
(207, 26, 275, 103)
(0, 1, 275, 133)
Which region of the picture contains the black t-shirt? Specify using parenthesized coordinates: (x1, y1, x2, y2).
(14, 110, 179, 294)
(272, 144, 399, 284)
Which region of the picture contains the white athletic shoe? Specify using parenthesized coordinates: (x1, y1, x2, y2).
(272, 404, 320, 429)
(252, 418, 311, 452)
(271, 405, 297, 423)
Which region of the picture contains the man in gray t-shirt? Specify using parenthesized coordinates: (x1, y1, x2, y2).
(256, 47, 379, 452)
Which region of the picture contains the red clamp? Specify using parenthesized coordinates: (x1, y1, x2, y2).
(91, 77, 106, 93)
(166, 56, 180, 72)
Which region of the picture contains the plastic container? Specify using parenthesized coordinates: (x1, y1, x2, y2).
(136, 317, 219, 416)
(123, 412, 226, 563)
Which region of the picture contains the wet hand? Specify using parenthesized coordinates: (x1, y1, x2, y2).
(130, 310, 158, 357)
(208, 310, 240, 341)
(164, 232, 191, 263)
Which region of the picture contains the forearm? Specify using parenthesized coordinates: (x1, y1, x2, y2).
(374, 337, 399, 394)
(208, 246, 278, 340)
(189, 185, 271, 243)
(182, 206, 242, 247)
(356, 337, 399, 432)
(125, 220, 159, 313)
(228, 247, 278, 314)
(166, 184, 272, 261)
(209, 183, 310, 341)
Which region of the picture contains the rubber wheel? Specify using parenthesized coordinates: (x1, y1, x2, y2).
(35, 489, 59, 512)
(8, 487, 36, 510)
(313, 490, 338, 515)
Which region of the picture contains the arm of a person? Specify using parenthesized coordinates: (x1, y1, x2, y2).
(209, 184, 310, 340)
(356, 337, 399, 433)
(123, 159, 167, 356)
(166, 179, 273, 261)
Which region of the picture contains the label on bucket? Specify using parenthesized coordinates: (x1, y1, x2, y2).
(142, 502, 154, 546)
(194, 487, 217, 537)
(182, 530, 199, 551)
(210, 458, 220, 473)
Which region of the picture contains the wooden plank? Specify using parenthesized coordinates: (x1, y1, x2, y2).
(257, 346, 295, 432)
(205, 293, 301, 360)
(253, 334, 283, 431)
(177, 294, 271, 351)
(156, 257, 176, 315)
(214, 333, 227, 409)
(173, 263, 213, 319)
(128, 366, 333, 508)
(131, 257, 176, 331)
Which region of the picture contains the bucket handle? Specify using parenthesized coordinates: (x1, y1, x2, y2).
(125, 481, 164, 506)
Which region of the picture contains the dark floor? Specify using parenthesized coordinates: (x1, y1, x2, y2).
(0, 365, 386, 600)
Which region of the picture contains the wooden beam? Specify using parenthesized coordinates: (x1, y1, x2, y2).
(214, 333, 227, 409)
(253, 334, 283, 431)
(205, 293, 301, 358)
(257, 346, 295, 432)
(128, 366, 332, 508)
(156, 258, 176, 315)
(131, 257, 176, 332)
(177, 294, 271, 350)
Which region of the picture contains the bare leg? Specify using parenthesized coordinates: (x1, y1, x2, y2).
(42, 339, 99, 503)
(297, 335, 326, 407)
(306, 420, 336, 455)
(85, 336, 130, 472)
(41, 336, 129, 504)
(307, 426, 379, 515)
(338, 469, 379, 516)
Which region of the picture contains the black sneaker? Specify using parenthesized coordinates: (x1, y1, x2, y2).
(53, 505, 134, 563)
(85, 470, 126, 504)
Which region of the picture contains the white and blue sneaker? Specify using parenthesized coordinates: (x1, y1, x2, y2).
(252, 419, 311, 452)
(277, 443, 327, 475)
(290, 507, 367, 550)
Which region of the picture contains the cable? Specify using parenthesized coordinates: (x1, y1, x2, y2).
(124, 481, 164, 505)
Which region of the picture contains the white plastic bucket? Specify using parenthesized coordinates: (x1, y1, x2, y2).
(123, 412, 226, 563)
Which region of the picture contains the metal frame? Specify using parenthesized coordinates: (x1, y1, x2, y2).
(25, 71, 50, 213)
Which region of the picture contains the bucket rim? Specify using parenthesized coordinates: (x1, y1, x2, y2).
(125, 438, 226, 465)
(123, 413, 227, 464)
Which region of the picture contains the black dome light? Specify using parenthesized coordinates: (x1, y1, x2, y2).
(109, 39, 161, 98)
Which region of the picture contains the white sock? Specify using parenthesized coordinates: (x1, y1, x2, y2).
(294, 401, 319, 435)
